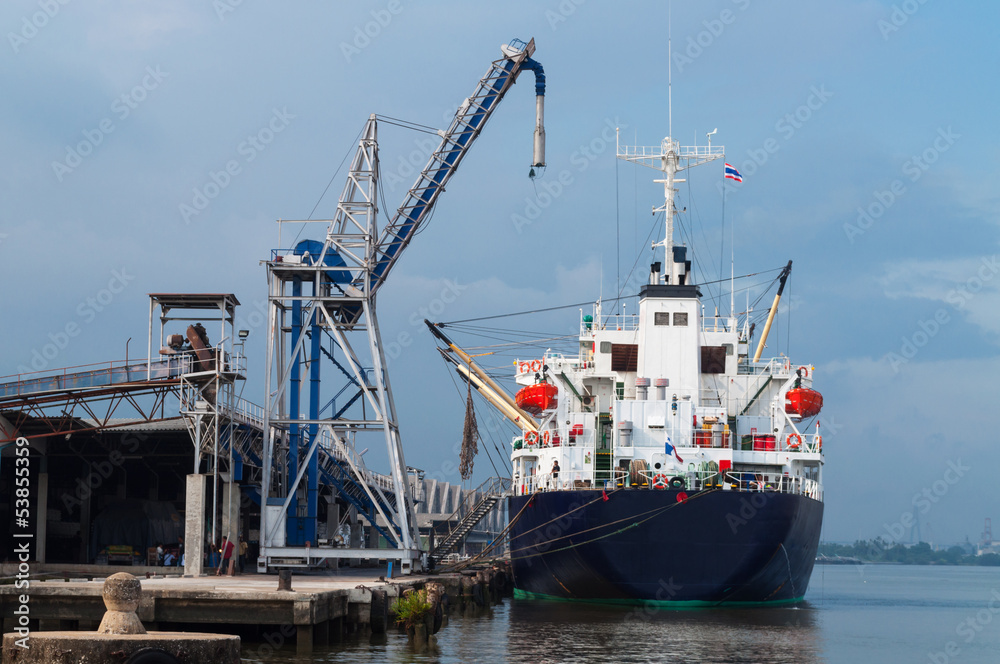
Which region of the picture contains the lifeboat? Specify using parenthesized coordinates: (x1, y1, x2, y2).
(515, 383, 558, 415)
(785, 387, 823, 419)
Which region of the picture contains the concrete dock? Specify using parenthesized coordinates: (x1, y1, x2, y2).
(1, 567, 488, 654)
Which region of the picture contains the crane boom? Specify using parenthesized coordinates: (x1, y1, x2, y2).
(365, 38, 545, 294)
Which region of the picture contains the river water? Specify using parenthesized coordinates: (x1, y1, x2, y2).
(243, 564, 1000, 663)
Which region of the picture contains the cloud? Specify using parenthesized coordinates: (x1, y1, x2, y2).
(878, 254, 1000, 337)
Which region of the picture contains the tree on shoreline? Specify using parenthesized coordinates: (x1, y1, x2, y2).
(819, 539, 1000, 566)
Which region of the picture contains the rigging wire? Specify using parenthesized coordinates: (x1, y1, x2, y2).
(374, 114, 442, 135)
(615, 152, 621, 312)
(293, 123, 366, 246)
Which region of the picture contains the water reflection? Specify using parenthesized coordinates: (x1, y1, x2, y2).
(503, 599, 822, 664)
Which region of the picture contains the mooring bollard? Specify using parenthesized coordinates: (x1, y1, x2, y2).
(98, 572, 147, 635)
(2, 572, 241, 664)
(277, 569, 293, 591)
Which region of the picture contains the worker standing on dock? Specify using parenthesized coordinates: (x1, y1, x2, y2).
(217, 536, 235, 576)
(238, 536, 248, 574)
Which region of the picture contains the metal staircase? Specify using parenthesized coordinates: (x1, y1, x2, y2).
(429, 477, 509, 563)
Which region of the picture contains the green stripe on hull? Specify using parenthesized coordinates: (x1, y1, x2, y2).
(512, 587, 806, 608)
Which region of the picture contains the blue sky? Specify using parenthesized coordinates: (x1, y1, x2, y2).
(2, 0, 998, 547)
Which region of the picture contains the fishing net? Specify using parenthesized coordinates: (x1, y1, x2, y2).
(460, 376, 478, 480)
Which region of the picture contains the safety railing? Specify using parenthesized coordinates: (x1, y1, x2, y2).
(593, 313, 639, 332)
(735, 431, 822, 454)
(513, 470, 595, 495)
(512, 427, 596, 451)
(0, 356, 191, 399)
(513, 468, 821, 501)
(737, 356, 792, 376)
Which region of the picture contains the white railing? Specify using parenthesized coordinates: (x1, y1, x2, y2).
(617, 143, 725, 160)
(319, 428, 395, 493)
(738, 356, 792, 376)
(735, 431, 822, 454)
(513, 470, 595, 495)
(593, 313, 639, 332)
(223, 396, 265, 429)
(513, 468, 821, 501)
(513, 428, 596, 451)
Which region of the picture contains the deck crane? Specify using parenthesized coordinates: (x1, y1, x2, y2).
(259, 38, 546, 574)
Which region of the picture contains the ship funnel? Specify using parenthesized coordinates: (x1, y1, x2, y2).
(650, 262, 661, 285)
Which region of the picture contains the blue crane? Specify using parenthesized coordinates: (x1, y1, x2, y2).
(259, 38, 546, 573)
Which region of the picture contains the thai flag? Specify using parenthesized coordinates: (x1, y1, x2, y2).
(665, 436, 684, 464)
(724, 163, 743, 183)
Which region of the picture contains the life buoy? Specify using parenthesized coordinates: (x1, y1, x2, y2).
(542, 431, 551, 446)
(530, 359, 542, 373)
(787, 433, 802, 449)
(519, 362, 530, 374)
(668, 476, 686, 489)
(525, 431, 538, 446)
(652, 473, 669, 489)
(797, 365, 810, 379)
(816, 435, 822, 450)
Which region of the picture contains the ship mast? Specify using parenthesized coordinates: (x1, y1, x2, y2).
(616, 134, 725, 284)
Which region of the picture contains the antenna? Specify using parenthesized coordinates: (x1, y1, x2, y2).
(730, 214, 735, 319)
(707, 128, 718, 149)
(668, 0, 672, 139)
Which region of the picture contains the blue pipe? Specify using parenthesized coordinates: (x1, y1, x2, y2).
(306, 310, 321, 544)
(521, 57, 546, 96)
(287, 278, 302, 542)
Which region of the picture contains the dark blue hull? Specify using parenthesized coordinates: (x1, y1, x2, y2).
(507, 489, 823, 605)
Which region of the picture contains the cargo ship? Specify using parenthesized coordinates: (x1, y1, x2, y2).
(432, 128, 825, 605)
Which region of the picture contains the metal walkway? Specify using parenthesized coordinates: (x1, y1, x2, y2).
(0, 357, 399, 536)
(0, 357, 189, 401)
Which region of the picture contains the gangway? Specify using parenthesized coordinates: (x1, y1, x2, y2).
(429, 477, 509, 564)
